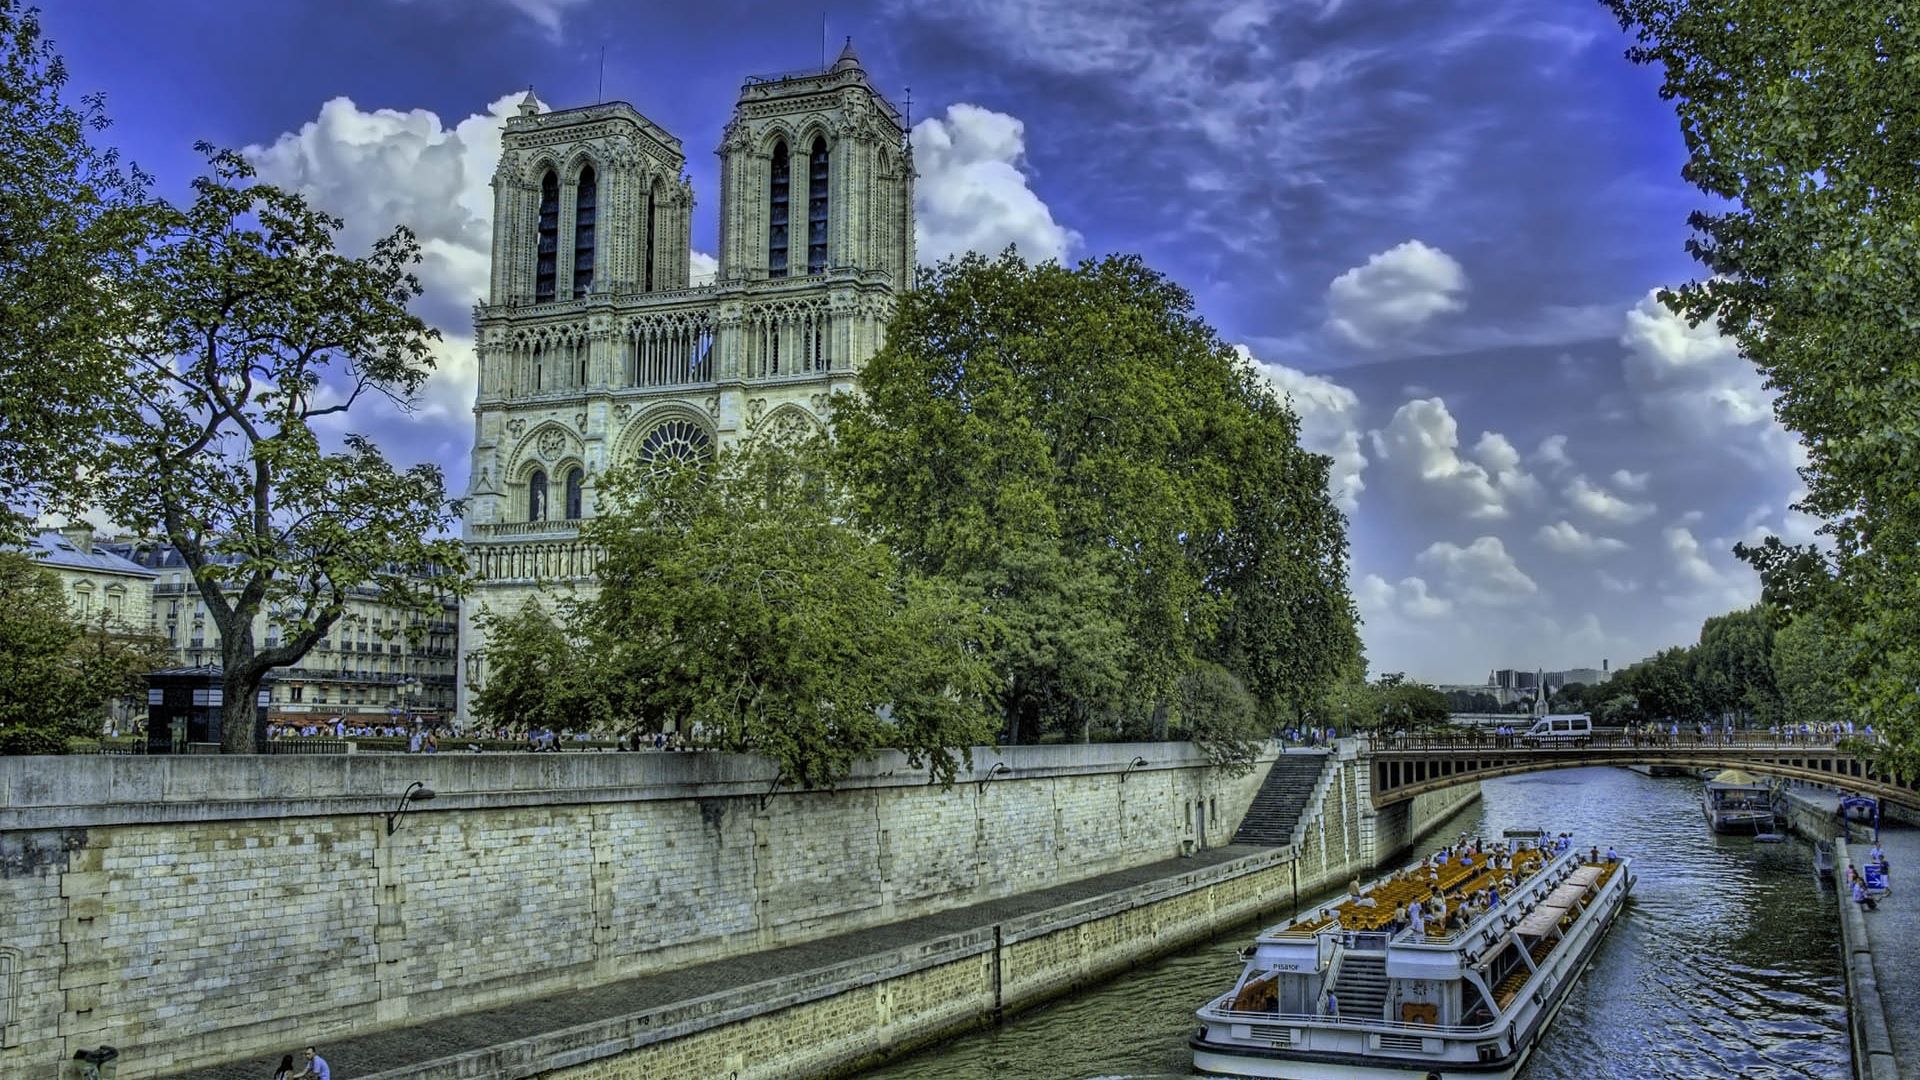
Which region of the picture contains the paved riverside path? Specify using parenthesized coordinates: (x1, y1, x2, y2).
(1790, 785, 1918, 1077)
(160, 843, 1278, 1080)
(1851, 824, 1920, 1076)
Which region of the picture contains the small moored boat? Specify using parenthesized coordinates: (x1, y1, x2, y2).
(1703, 769, 1777, 835)
(1191, 835, 1634, 1079)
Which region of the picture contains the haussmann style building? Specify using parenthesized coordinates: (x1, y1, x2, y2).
(458, 42, 913, 722)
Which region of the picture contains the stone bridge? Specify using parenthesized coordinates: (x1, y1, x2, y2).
(1367, 733, 1920, 809)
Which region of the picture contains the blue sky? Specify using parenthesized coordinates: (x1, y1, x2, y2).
(42, 0, 1813, 683)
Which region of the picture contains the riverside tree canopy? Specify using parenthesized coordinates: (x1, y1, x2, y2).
(1606, 0, 1920, 779)
(834, 252, 1360, 767)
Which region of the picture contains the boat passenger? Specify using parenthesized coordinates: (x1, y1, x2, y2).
(1322, 989, 1340, 1016)
(1489, 885, 1501, 906)
(1589, 846, 1600, 864)
(1607, 845, 1618, 862)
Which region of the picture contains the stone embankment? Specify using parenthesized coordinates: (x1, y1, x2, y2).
(2, 740, 1477, 1080)
(1778, 785, 1913, 1080)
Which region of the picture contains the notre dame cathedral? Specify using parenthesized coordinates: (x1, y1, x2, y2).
(457, 42, 913, 720)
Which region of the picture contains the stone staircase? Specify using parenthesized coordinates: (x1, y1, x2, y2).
(1331, 950, 1390, 1020)
(1232, 752, 1330, 846)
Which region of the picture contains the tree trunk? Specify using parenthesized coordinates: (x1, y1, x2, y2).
(220, 633, 262, 754)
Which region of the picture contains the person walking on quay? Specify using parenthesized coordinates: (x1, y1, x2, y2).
(292, 1047, 330, 1080)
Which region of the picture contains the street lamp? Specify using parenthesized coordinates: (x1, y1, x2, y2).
(384, 781, 436, 836)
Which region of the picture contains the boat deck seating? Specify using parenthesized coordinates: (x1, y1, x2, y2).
(1319, 847, 1549, 935)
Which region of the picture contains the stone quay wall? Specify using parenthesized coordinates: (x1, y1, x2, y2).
(520, 745, 1481, 1080)
(0, 743, 1273, 1079)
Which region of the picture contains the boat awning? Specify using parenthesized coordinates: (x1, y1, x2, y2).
(1515, 902, 1570, 937)
(1515, 870, 1602, 936)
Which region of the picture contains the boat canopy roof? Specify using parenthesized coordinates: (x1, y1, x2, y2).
(1707, 768, 1767, 787)
(1514, 867, 1604, 936)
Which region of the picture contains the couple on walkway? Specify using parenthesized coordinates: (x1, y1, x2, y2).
(273, 1047, 328, 1080)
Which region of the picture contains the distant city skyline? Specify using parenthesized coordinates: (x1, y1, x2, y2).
(39, 0, 1810, 680)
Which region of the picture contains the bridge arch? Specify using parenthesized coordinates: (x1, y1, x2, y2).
(1367, 739, 1919, 810)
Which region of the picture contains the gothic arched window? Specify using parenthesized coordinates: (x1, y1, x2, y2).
(807, 137, 829, 274)
(768, 141, 790, 278)
(564, 467, 584, 520)
(573, 165, 597, 298)
(528, 469, 548, 522)
(535, 170, 558, 302)
(531, 343, 543, 391)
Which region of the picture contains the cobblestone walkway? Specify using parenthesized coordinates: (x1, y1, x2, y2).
(158, 844, 1270, 1080)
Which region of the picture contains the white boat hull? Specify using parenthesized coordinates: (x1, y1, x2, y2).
(1193, 849, 1633, 1080)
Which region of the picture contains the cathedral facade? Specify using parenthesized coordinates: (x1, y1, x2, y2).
(457, 43, 913, 722)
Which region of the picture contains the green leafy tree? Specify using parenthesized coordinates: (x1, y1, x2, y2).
(1372, 678, 1451, 732)
(1605, 0, 1920, 778)
(0, 1, 156, 537)
(0, 552, 168, 753)
(580, 437, 999, 788)
(98, 151, 465, 753)
(1772, 612, 1854, 730)
(835, 251, 1357, 742)
(1611, 647, 1703, 723)
(1171, 662, 1264, 774)
(1690, 605, 1780, 726)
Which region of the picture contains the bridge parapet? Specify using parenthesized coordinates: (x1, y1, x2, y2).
(1364, 733, 1917, 810)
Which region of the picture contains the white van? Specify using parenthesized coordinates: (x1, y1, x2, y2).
(1521, 714, 1593, 747)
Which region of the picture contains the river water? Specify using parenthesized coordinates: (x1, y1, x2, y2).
(857, 766, 1850, 1080)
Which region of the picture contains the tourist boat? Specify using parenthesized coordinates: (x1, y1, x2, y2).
(1702, 769, 1777, 834)
(1191, 837, 1634, 1079)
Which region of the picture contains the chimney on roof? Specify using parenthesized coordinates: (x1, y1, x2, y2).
(58, 522, 94, 554)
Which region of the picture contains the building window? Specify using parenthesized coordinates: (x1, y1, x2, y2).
(639, 420, 714, 475)
(807, 137, 829, 274)
(532, 343, 543, 391)
(565, 467, 584, 520)
(535, 170, 558, 302)
(289, 686, 304, 703)
(528, 469, 547, 522)
(73, 585, 92, 616)
(768, 141, 790, 278)
(573, 165, 596, 298)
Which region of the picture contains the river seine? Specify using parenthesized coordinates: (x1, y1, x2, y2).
(857, 765, 1850, 1080)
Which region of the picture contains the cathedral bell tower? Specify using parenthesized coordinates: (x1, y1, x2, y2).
(716, 39, 913, 288)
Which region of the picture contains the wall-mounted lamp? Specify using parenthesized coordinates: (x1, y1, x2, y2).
(384, 781, 436, 835)
(978, 761, 1010, 793)
(1122, 755, 1150, 782)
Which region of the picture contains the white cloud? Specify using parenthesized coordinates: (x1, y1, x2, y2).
(913, 104, 1078, 264)
(1536, 520, 1627, 557)
(1369, 397, 1536, 520)
(1609, 468, 1649, 493)
(690, 251, 718, 286)
(1416, 536, 1539, 607)
(1598, 571, 1639, 594)
(1620, 289, 1804, 468)
(245, 93, 526, 433)
(1326, 240, 1467, 348)
(1564, 474, 1654, 524)
(1534, 434, 1572, 472)
(501, 0, 588, 35)
(1243, 346, 1366, 513)
(1356, 573, 1452, 621)
(1664, 525, 1725, 588)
